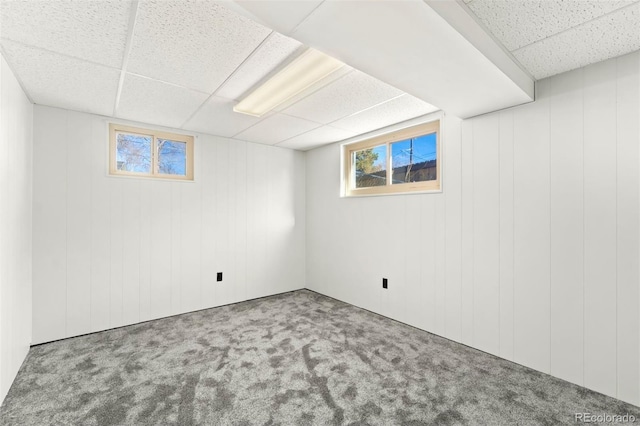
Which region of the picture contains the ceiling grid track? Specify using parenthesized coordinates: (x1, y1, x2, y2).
(179, 31, 276, 129)
(0, 44, 34, 104)
(511, 0, 640, 55)
(230, 68, 357, 140)
(273, 93, 406, 147)
(113, 0, 140, 117)
(0, 38, 119, 71)
(288, 0, 327, 35)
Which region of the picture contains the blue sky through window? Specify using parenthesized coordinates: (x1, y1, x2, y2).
(116, 133, 152, 173)
(158, 139, 187, 176)
(391, 133, 436, 168)
(371, 144, 387, 170)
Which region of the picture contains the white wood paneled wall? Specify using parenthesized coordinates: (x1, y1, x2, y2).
(32, 106, 306, 345)
(306, 51, 640, 405)
(0, 56, 33, 403)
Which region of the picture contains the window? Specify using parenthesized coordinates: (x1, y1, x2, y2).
(109, 124, 194, 180)
(343, 120, 440, 196)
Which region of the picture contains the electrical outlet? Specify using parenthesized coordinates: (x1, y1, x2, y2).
(382, 278, 388, 289)
(217, 272, 223, 282)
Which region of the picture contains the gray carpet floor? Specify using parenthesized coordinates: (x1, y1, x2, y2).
(1, 289, 639, 425)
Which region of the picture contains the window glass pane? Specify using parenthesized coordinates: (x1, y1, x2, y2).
(391, 132, 437, 184)
(354, 145, 387, 188)
(157, 139, 187, 176)
(116, 132, 152, 173)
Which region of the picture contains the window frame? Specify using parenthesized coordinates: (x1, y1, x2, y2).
(342, 120, 440, 196)
(109, 123, 194, 181)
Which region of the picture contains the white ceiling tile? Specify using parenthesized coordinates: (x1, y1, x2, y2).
(117, 74, 209, 129)
(216, 32, 304, 100)
(127, 0, 271, 93)
(284, 0, 532, 118)
(182, 96, 264, 137)
(234, 113, 320, 145)
(1, 40, 119, 116)
(282, 70, 404, 125)
(231, 0, 324, 34)
(331, 95, 439, 135)
(0, 0, 131, 68)
(271, 64, 353, 112)
(467, 0, 635, 51)
(513, 3, 640, 79)
(276, 125, 357, 151)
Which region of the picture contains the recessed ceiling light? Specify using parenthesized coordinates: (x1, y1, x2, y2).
(233, 48, 344, 117)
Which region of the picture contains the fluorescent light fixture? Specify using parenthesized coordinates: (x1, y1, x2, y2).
(234, 48, 344, 117)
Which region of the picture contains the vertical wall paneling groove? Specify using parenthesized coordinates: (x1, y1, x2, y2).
(615, 51, 640, 404)
(215, 139, 231, 305)
(293, 150, 306, 303)
(255, 143, 269, 301)
(170, 182, 181, 315)
(444, 116, 462, 342)
(32, 106, 305, 345)
(244, 141, 256, 302)
(422, 196, 437, 331)
(472, 114, 501, 356)
(434, 180, 446, 336)
(200, 139, 216, 308)
(180, 164, 202, 314)
(227, 141, 238, 302)
(90, 117, 110, 333)
(1, 60, 5, 392)
(33, 107, 67, 344)
(139, 178, 151, 323)
(342, 189, 362, 309)
(264, 144, 277, 299)
(66, 113, 92, 338)
(369, 197, 386, 315)
(580, 65, 587, 385)
(250, 143, 268, 300)
(460, 119, 474, 346)
(549, 67, 585, 386)
(265, 147, 275, 300)
(406, 195, 422, 329)
(498, 109, 515, 361)
(289, 149, 306, 296)
(305, 53, 640, 405)
(1, 61, 5, 394)
(404, 193, 422, 329)
(374, 196, 401, 320)
(234, 141, 248, 304)
(583, 58, 618, 397)
(110, 179, 125, 328)
(228, 139, 239, 302)
(513, 78, 551, 373)
(122, 179, 141, 326)
(152, 175, 172, 318)
(0, 56, 33, 403)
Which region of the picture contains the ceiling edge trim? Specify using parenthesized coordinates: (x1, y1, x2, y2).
(425, 0, 535, 99)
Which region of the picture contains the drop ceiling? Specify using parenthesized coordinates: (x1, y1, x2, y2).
(233, 0, 535, 119)
(463, 0, 640, 79)
(1, 0, 636, 151)
(0, 0, 439, 151)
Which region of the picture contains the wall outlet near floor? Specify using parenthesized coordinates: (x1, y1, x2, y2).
(382, 278, 388, 289)
(217, 272, 223, 282)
